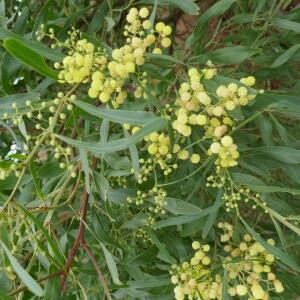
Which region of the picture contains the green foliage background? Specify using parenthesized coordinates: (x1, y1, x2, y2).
(0, 0, 299, 299)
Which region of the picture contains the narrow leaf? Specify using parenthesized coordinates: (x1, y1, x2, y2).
(0, 241, 44, 296)
(73, 100, 156, 125)
(4, 38, 59, 79)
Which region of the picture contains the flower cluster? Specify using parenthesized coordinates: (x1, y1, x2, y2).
(127, 186, 168, 225)
(56, 7, 172, 108)
(170, 223, 284, 299)
(172, 67, 256, 170)
(0, 161, 20, 180)
(219, 222, 284, 299)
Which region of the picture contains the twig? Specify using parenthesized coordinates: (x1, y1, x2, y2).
(60, 187, 89, 290)
(9, 271, 63, 296)
(82, 242, 112, 300)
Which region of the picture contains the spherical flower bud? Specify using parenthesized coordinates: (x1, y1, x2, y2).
(198, 92, 211, 105)
(142, 20, 152, 29)
(214, 125, 227, 138)
(267, 238, 275, 246)
(139, 7, 149, 18)
(238, 86, 248, 97)
(181, 125, 191, 137)
(225, 100, 236, 111)
(210, 142, 221, 154)
(253, 264, 263, 274)
(201, 256, 211, 265)
(161, 37, 171, 48)
(236, 285, 248, 296)
(191, 154, 200, 164)
(221, 136, 233, 147)
(203, 244, 210, 252)
(220, 234, 230, 242)
(163, 25, 172, 35)
(213, 106, 224, 117)
(267, 272, 276, 281)
(263, 265, 271, 273)
(239, 242, 248, 251)
(274, 280, 284, 293)
(196, 114, 207, 125)
(155, 22, 165, 32)
(159, 145, 169, 155)
(228, 287, 236, 296)
(99, 92, 110, 102)
(192, 241, 201, 250)
(173, 144, 180, 153)
(244, 234, 252, 242)
(265, 254, 275, 263)
(195, 250, 204, 260)
(216, 85, 229, 98)
(153, 48, 162, 54)
(171, 275, 178, 284)
(148, 143, 158, 155)
(251, 284, 265, 299)
(177, 150, 189, 160)
(228, 83, 238, 93)
(205, 68, 216, 79)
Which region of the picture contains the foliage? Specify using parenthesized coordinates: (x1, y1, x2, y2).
(0, 0, 299, 299)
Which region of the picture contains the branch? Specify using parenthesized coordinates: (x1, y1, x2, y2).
(82, 242, 112, 300)
(9, 271, 63, 296)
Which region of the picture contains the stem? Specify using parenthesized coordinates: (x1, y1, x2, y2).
(9, 271, 63, 296)
(1, 83, 81, 214)
(229, 111, 263, 136)
(82, 243, 112, 300)
(60, 187, 90, 290)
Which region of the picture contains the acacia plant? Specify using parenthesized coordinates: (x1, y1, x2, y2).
(0, 0, 299, 299)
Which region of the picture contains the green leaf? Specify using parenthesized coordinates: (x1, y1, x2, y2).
(87, 1, 110, 35)
(0, 290, 14, 300)
(43, 265, 61, 300)
(72, 100, 156, 125)
(58, 7, 91, 40)
(100, 243, 122, 285)
(258, 115, 274, 146)
(271, 44, 300, 68)
(15, 204, 64, 266)
(255, 146, 300, 164)
(138, 0, 199, 15)
(240, 218, 300, 273)
(190, 46, 260, 64)
(1, 7, 29, 94)
(79, 148, 91, 193)
(0, 28, 64, 61)
(163, 197, 202, 215)
(202, 189, 222, 238)
(0, 241, 44, 296)
(188, 0, 237, 46)
(128, 278, 171, 288)
(125, 247, 158, 265)
(153, 200, 226, 228)
(56, 117, 168, 155)
(93, 171, 110, 201)
(270, 18, 300, 33)
(253, 93, 300, 119)
(221, 269, 228, 300)
(4, 38, 59, 79)
(32, 0, 54, 40)
(144, 53, 186, 65)
(145, 228, 176, 264)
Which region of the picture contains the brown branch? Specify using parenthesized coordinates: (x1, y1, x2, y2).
(60, 187, 89, 290)
(60, 157, 102, 293)
(82, 242, 112, 300)
(9, 270, 63, 297)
